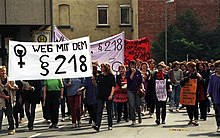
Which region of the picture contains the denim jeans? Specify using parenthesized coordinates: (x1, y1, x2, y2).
(170, 85, 181, 109)
(0, 109, 4, 130)
(128, 91, 141, 121)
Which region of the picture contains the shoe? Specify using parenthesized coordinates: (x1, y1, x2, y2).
(72, 123, 76, 128)
(176, 109, 179, 112)
(162, 121, 166, 124)
(188, 120, 193, 125)
(19, 118, 23, 124)
(28, 126, 33, 131)
(131, 120, 136, 126)
(155, 120, 160, 125)
(217, 126, 220, 132)
(89, 118, 92, 124)
(149, 113, 153, 118)
(43, 119, 51, 124)
(169, 109, 173, 112)
(125, 119, 129, 122)
(69, 115, 72, 121)
(8, 130, 15, 135)
(193, 120, 199, 126)
(117, 119, 121, 123)
(77, 121, 81, 127)
(179, 106, 184, 110)
(49, 124, 54, 129)
(92, 125, 99, 132)
(61, 118, 65, 122)
(138, 117, 142, 124)
(108, 127, 113, 130)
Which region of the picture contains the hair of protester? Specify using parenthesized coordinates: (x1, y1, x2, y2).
(187, 61, 196, 71)
(100, 63, 113, 75)
(118, 65, 126, 71)
(157, 62, 165, 68)
(172, 61, 179, 68)
(196, 61, 206, 71)
(140, 62, 149, 71)
(148, 59, 156, 64)
(214, 60, 220, 68)
(92, 65, 98, 77)
(128, 60, 136, 70)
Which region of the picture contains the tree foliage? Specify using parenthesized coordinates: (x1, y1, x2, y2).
(151, 9, 220, 63)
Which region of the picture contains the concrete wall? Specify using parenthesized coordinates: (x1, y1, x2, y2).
(0, 0, 51, 25)
(53, 0, 133, 42)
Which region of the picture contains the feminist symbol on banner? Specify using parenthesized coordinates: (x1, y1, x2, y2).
(14, 44, 27, 68)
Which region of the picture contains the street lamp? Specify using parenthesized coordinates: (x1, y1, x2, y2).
(165, 0, 174, 65)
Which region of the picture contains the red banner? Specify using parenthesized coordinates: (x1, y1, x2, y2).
(124, 37, 150, 65)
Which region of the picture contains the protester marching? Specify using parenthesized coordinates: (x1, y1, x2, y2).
(0, 30, 219, 136)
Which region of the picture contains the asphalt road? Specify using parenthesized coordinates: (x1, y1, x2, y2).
(0, 105, 220, 138)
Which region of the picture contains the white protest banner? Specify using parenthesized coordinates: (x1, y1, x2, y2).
(8, 36, 92, 80)
(155, 79, 167, 101)
(90, 32, 124, 75)
(53, 25, 69, 42)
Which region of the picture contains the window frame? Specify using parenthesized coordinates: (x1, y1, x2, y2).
(97, 5, 109, 26)
(119, 5, 131, 26)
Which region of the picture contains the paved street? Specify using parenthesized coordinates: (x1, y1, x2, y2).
(0, 105, 220, 138)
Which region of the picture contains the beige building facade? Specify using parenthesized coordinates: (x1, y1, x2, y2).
(53, 0, 135, 42)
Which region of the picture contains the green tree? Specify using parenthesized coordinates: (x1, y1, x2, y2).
(151, 10, 206, 63)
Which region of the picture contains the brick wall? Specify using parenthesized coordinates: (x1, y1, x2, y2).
(138, 0, 219, 43)
(176, 0, 219, 32)
(138, 0, 176, 43)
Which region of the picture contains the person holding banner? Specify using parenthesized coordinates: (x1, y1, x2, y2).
(92, 63, 115, 132)
(181, 62, 203, 126)
(84, 65, 99, 125)
(154, 63, 172, 125)
(21, 80, 41, 130)
(43, 79, 64, 129)
(0, 66, 18, 135)
(207, 60, 220, 132)
(64, 78, 85, 128)
(126, 60, 144, 125)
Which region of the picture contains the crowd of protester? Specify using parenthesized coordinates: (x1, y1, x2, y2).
(0, 58, 220, 135)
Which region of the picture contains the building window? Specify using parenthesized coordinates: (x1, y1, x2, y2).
(120, 5, 131, 25)
(59, 4, 70, 26)
(97, 5, 108, 26)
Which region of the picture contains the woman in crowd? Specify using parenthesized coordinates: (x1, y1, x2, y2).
(92, 63, 115, 132)
(13, 80, 24, 128)
(126, 60, 144, 125)
(114, 65, 128, 123)
(140, 62, 150, 115)
(84, 65, 98, 124)
(146, 59, 157, 118)
(181, 62, 203, 126)
(169, 61, 183, 112)
(207, 60, 220, 132)
(154, 63, 172, 125)
(21, 80, 41, 130)
(43, 79, 64, 129)
(0, 66, 18, 135)
(196, 61, 208, 121)
(64, 78, 85, 128)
